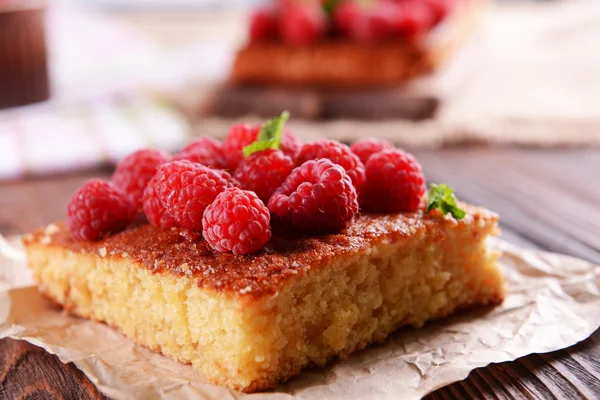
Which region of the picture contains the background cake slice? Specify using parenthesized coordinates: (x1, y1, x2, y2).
(195, 0, 489, 120)
(24, 205, 504, 392)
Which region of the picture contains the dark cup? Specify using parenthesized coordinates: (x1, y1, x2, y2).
(0, 1, 50, 109)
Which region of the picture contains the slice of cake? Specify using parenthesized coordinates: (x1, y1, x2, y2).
(23, 116, 504, 392)
(195, 0, 488, 120)
(24, 206, 503, 392)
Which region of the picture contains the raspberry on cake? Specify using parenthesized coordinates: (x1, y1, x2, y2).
(202, 187, 272, 255)
(111, 148, 171, 209)
(269, 158, 359, 232)
(234, 149, 295, 203)
(173, 137, 228, 170)
(142, 174, 176, 229)
(296, 139, 366, 193)
(67, 179, 136, 241)
(350, 138, 395, 164)
(360, 149, 427, 212)
(24, 114, 505, 393)
(153, 161, 238, 231)
(223, 122, 299, 170)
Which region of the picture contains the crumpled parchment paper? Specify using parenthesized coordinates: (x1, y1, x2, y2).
(1, 235, 599, 400)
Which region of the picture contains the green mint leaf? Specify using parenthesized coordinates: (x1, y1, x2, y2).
(243, 111, 290, 157)
(322, 0, 340, 15)
(426, 183, 466, 219)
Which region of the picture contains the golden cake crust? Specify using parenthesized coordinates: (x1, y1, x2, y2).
(24, 205, 497, 300)
(232, 40, 431, 88)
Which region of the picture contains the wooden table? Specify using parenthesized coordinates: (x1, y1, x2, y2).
(1, 147, 599, 399)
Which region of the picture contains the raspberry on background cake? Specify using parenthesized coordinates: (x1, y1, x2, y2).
(0, 0, 50, 108)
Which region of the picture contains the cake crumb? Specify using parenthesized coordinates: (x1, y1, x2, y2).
(121, 252, 130, 258)
(98, 247, 107, 257)
(44, 223, 60, 235)
(240, 286, 253, 294)
(254, 355, 265, 363)
(180, 263, 190, 272)
(40, 236, 52, 245)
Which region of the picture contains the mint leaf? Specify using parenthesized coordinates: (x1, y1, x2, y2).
(426, 183, 466, 219)
(243, 111, 290, 157)
(322, 0, 340, 15)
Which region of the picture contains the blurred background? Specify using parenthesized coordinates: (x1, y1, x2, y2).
(0, 0, 599, 180)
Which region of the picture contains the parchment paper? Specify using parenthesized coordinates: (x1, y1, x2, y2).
(1, 235, 599, 400)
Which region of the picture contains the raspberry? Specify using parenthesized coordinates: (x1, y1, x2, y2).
(155, 161, 238, 231)
(393, 1, 435, 36)
(280, 129, 300, 160)
(360, 149, 426, 212)
(174, 137, 227, 169)
(67, 179, 136, 241)
(111, 148, 171, 209)
(269, 159, 358, 232)
(296, 139, 366, 193)
(142, 174, 176, 229)
(222, 123, 299, 170)
(350, 138, 395, 164)
(249, 7, 278, 42)
(425, 0, 452, 25)
(279, 2, 327, 46)
(346, 3, 394, 44)
(203, 188, 272, 255)
(333, 1, 361, 34)
(233, 149, 295, 203)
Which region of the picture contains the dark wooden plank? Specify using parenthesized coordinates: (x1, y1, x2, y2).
(0, 148, 599, 399)
(0, 338, 107, 400)
(0, 171, 110, 236)
(414, 148, 600, 264)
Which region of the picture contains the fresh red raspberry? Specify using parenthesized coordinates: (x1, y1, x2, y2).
(346, 3, 394, 44)
(67, 179, 136, 241)
(393, 1, 435, 36)
(350, 138, 395, 164)
(269, 159, 358, 232)
(233, 149, 295, 203)
(222, 123, 258, 170)
(111, 148, 171, 209)
(203, 188, 272, 255)
(333, 1, 361, 34)
(360, 149, 426, 212)
(296, 139, 366, 193)
(280, 129, 300, 161)
(279, 2, 327, 46)
(425, 0, 452, 25)
(155, 161, 238, 231)
(222, 123, 299, 169)
(142, 174, 176, 229)
(174, 137, 227, 169)
(249, 7, 278, 42)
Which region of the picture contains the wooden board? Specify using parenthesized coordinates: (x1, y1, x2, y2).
(201, 84, 441, 121)
(1, 148, 599, 399)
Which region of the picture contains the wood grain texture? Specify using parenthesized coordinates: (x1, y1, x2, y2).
(0, 338, 107, 400)
(0, 148, 599, 399)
